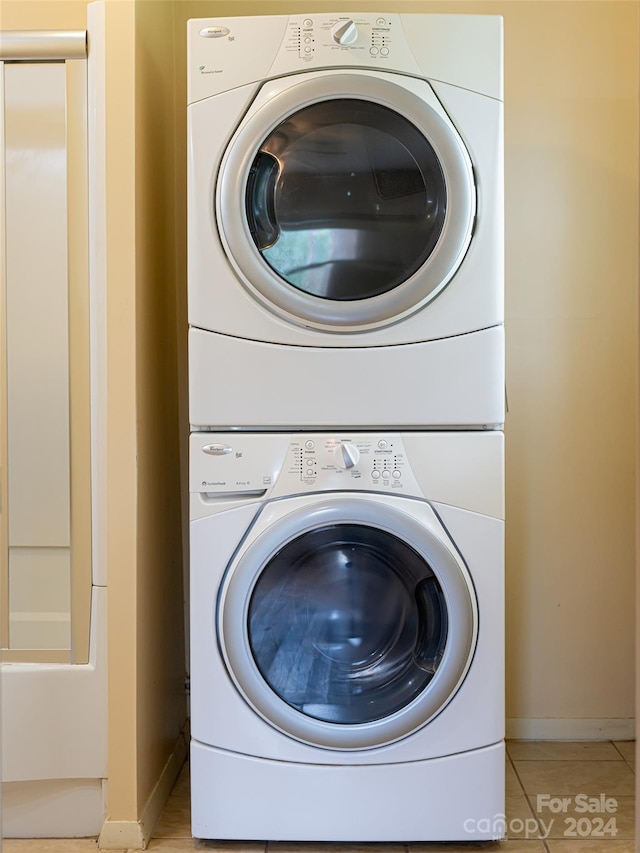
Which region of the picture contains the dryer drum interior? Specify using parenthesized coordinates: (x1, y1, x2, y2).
(247, 522, 449, 725)
(244, 99, 448, 301)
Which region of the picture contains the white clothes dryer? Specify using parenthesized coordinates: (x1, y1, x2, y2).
(187, 12, 504, 430)
(189, 430, 504, 841)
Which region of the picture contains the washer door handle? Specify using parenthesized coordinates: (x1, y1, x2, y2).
(414, 575, 448, 674)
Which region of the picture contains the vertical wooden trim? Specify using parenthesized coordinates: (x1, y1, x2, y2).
(100, 0, 139, 821)
(0, 60, 9, 654)
(66, 58, 91, 665)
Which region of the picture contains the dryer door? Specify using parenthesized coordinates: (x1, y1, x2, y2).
(217, 71, 475, 331)
(218, 497, 477, 750)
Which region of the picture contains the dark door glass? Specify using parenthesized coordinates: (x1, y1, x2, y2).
(247, 523, 448, 725)
(245, 99, 447, 300)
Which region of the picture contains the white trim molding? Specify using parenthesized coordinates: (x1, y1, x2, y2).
(97, 819, 145, 851)
(0, 30, 86, 61)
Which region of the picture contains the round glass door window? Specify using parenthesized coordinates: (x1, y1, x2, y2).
(245, 99, 447, 301)
(218, 74, 475, 329)
(247, 523, 448, 725)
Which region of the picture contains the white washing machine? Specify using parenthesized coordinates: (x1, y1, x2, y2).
(187, 12, 504, 430)
(189, 430, 504, 841)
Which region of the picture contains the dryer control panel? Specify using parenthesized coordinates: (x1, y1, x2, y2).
(275, 14, 402, 66)
(187, 13, 502, 104)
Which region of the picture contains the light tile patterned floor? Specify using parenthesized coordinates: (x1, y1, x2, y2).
(2, 742, 635, 852)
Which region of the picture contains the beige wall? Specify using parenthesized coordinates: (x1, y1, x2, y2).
(501, 0, 637, 728)
(134, 0, 187, 819)
(0, 2, 88, 29)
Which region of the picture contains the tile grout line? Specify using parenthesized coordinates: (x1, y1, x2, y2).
(507, 752, 552, 846)
(612, 740, 626, 760)
(507, 750, 528, 795)
(613, 738, 637, 777)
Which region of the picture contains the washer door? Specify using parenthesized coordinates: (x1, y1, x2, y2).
(217, 72, 475, 331)
(218, 498, 477, 750)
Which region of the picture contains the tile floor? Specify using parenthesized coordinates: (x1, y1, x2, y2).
(2, 741, 635, 853)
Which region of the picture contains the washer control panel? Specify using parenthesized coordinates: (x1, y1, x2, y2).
(289, 435, 415, 492)
(190, 433, 422, 498)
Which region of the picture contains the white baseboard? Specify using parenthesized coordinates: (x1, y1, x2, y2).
(98, 819, 145, 850)
(98, 725, 189, 850)
(507, 718, 635, 741)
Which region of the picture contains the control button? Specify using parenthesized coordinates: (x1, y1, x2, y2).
(392, 470, 401, 479)
(303, 18, 313, 27)
(378, 439, 388, 449)
(306, 469, 314, 477)
(382, 470, 391, 479)
(304, 46, 312, 53)
(304, 37, 312, 44)
(380, 47, 389, 56)
(372, 470, 381, 480)
(305, 440, 315, 450)
(369, 46, 379, 56)
(332, 19, 358, 45)
(376, 17, 386, 25)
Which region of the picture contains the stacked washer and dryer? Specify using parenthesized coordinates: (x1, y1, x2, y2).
(187, 12, 504, 843)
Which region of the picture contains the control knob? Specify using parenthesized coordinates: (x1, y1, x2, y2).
(331, 19, 358, 45)
(334, 442, 360, 469)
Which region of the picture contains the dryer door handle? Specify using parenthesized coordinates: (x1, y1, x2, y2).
(246, 151, 281, 250)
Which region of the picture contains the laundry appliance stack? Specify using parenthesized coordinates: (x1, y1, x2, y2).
(187, 11, 504, 843)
